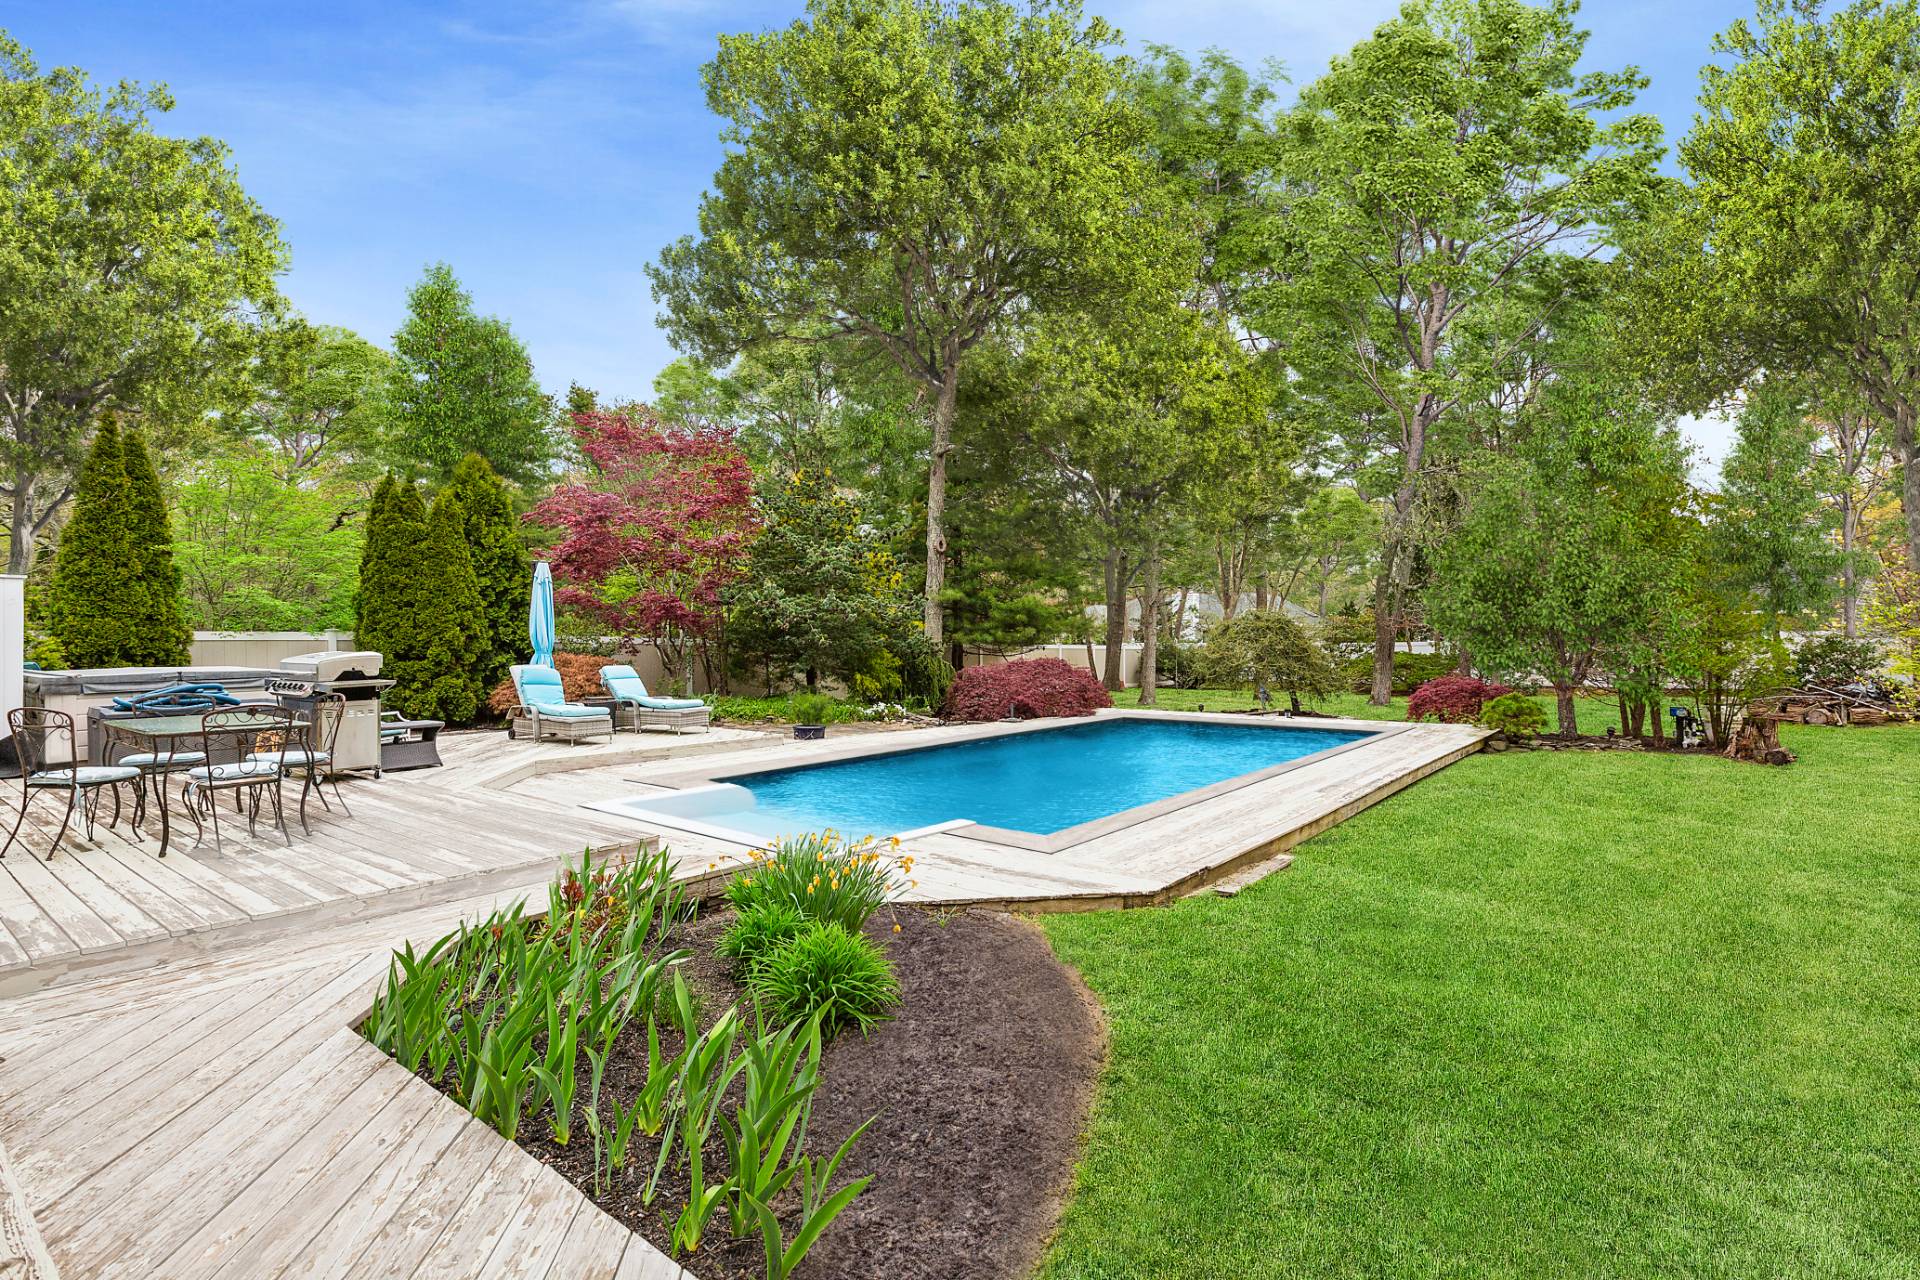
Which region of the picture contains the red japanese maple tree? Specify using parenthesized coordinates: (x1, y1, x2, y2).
(530, 408, 757, 682)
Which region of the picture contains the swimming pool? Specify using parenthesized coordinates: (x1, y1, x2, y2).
(599, 714, 1380, 848)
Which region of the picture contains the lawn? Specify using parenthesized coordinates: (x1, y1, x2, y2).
(1039, 720, 1920, 1279)
(1112, 684, 1626, 736)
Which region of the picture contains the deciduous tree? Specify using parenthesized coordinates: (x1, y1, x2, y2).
(1259, 0, 1665, 703)
(0, 33, 285, 571)
(649, 0, 1165, 644)
(531, 408, 758, 689)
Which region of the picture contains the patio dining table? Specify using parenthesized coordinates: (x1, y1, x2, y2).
(101, 711, 308, 858)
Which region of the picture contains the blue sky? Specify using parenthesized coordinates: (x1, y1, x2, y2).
(17, 0, 1748, 462)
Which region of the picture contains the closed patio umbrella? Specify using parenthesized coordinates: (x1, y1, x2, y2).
(529, 561, 555, 668)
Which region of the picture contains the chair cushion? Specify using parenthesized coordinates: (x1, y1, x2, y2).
(186, 761, 280, 785)
(511, 664, 570, 709)
(601, 665, 648, 702)
(246, 749, 330, 766)
(28, 766, 140, 787)
(116, 751, 208, 769)
(636, 696, 707, 711)
(528, 703, 609, 720)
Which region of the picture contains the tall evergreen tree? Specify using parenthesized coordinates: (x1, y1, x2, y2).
(1711, 385, 1844, 635)
(354, 475, 428, 665)
(48, 420, 137, 667)
(384, 493, 487, 723)
(119, 426, 192, 664)
(387, 265, 552, 484)
(447, 453, 529, 689)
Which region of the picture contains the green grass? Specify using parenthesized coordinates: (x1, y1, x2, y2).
(1039, 724, 1920, 1279)
(1112, 685, 1626, 735)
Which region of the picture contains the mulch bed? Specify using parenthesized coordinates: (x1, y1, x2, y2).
(501, 906, 1106, 1280)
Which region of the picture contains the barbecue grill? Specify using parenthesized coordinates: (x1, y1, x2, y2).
(267, 651, 395, 775)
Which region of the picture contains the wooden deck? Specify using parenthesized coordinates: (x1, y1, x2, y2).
(0, 728, 769, 992)
(0, 711, 1488, 1279)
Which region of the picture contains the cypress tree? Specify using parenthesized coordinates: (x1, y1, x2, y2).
(119, 426, 192, 664)
(48, 420, 137, 668)
(355, 476, 427, 662)
(448, 452, 530, 689)
(384, 492, 487, 723)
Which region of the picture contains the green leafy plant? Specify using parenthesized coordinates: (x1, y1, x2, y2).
(747, 1117, 876, 1280)
(725, 832, 909, 935)
(1480, 692, 1548, 738)
(719, 900, 810, 974)
(788, 692, 836, 726)
(748, 922, 901, 1035)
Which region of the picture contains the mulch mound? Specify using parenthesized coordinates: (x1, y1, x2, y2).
(515, 906, 1106, 1280)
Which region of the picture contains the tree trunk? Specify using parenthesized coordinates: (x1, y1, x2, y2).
(1554, 682, 1578, 737)
(1173, 586, 1190, 643)
(1253, 574, 1269, 612)
(1369, 568, 1397, 706)
(1897, 408, 1920, 578)
(1138, 542, 1161, 708)
(8, 477, 43, 575)
(921, 367, 959, 645)
(1083, 637, 1097, 677)
(1841, 492, 1860, 638)
(1101, 547, 1131, 691)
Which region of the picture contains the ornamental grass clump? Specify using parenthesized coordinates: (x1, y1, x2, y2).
(719, 900, 810, 974)
(748, 921, 901, 1035)
(725, 831, 911, 934)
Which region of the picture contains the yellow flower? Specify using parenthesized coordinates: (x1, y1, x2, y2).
(892, 923, 901, 933)
(889, 836, 902, 849)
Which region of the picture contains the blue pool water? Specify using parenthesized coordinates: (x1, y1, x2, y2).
(719, 717, 1372, 839)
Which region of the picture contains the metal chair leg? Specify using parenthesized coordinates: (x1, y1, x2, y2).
(48, 787, 78, 861)
(267, 779, 291, 847)
(1, 788, 35, 859)
(297, 768, 314, 835)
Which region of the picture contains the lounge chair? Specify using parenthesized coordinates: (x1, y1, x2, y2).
(598, 665, 711, 734)
(508, 664, 615, 745)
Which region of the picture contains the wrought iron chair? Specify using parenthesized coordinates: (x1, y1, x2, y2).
(181, 707, 293, 853)
(246, 691, 349, 834)
(2, 708, 141, 860)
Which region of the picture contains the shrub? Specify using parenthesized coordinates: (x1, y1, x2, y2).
(1793, 634, 1884, 689)
(1340, 651, 1457, 694)
(747, 921, 900, 1034)
(449, 453, 531, 695)
(485, 652, 617, 716)
(1479, 692, 1548, 737)
(1196, 610, 1341, 711)
(718, 900, 809, 973)
(725, 832, 907, 934)
(788, 692, 835, 725)
(1407, 674, 1513, 723)
(942, 657, 1112, 722)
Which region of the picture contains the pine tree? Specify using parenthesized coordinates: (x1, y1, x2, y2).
(48, 420, 138, 668)
(384, 493, 487, 723)
(448, 452, 529, 689)
(119, 426, 192, 664)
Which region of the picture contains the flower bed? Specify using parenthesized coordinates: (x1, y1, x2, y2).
(361, 844, 1102, 1279)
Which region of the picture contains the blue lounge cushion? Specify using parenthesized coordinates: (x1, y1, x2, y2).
(27, 766, 140, 787)
(528, 703, 608, 720)
(511, 664, 608, 719)
(601, 665, 705, 711)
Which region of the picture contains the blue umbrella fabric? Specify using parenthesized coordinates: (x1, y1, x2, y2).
(529, 561, 555, 668)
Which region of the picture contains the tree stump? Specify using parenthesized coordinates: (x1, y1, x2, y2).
(1725, 714, 1795, 766)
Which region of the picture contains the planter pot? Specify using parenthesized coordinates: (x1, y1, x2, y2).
(793, 724, 827, 741)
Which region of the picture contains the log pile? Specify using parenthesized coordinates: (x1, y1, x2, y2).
(1748, 684, 1907, 727)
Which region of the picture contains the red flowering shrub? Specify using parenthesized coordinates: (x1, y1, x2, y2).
(942, 658, 1112, 722)
(485, 653, 616, 716)
(1406, 674, 1512, 724)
